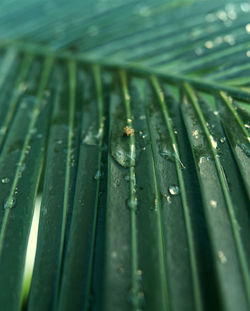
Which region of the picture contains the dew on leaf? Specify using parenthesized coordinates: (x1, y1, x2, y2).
(168, 185, 180, 196)
(94, 170, 101, 180)
(210, 200, 217, 208)
(192, 129, 199, 139)
(1, 177, 10, 184)
(127, 196, 138, 210)
(245, 23, 250, 33)
(4, 197, 16, 209)
(205, 40, 214, 49)
(218, 250, 227, 264)
(124, 175, 130, 182)
(241, 2, 250, 12)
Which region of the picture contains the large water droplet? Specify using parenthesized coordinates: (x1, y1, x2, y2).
(111, 143, 136, 168)
(82, 126, 103, 146)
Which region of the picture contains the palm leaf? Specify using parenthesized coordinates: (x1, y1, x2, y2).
(0, 0, 249, 310)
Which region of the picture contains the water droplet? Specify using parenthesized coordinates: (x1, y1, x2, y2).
(137, 270, 143, 282)
(25, 145, 31, 155)
(224, 35, 235, 45)
(136, 5, 151, 17)
(214, 36, 223, 45)
(124, 175, 130, 182)
(17, 162, 26, 173)
(114, 178, 121, 188)
(139, 115, 146, 120)
(139, 131, 147, 139)
(0, 126, 6, 136)
(168, 185, 180, 196)
(227, 9, 237, 20)
(82, 126, 103, 146)
(245, 23, 250, 33)
(199, 156, 211, 165)
(241, 2, 250, 12)
(151, 197, 158, 212)
(128, 288, 145, 308)
(218, 250, 227, 264)
(246, 50, 250, 57)
(216, 10, 228, 21)
(163, 194, 172, 204)
(18, 82, 28, 92)
(209, 135, 217, 149)
(195, 47, 204, 56)
(244, 123, 250, 129)
(192, 129, 199, 139)
(205, 40, 214, 49)
(4, 197, 16, 209)
(1, 177, 10, 184)
(205, 13, 217, 22)
(31, 128, 37, 135)
(113, 147, 136, 168)
(220, 137, 226, 143)
(127, 197, 138, 210)
(160, 149, 174, 160)
(238, 143, 250, 156)
(94, 170, 101, 180)
(210, 200, 217, 208)
(111, 251, 117, 259)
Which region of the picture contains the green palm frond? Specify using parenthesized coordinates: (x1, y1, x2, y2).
(0, 0, 249, 311)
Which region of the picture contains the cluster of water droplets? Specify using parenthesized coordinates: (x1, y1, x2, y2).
(195, 2, 250, 56)
(128, 269, 145, 310)
(127, 171, 138, 212)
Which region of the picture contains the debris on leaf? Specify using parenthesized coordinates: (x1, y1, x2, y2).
(123, 126, 135, 136)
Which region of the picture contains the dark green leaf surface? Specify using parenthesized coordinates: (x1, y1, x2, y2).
(0, 0, 249, 311)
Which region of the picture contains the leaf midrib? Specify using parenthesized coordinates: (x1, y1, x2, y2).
(1, 39, 250, 104)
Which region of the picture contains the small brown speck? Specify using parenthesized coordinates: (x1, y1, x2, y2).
(123, 126, 134, 136)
